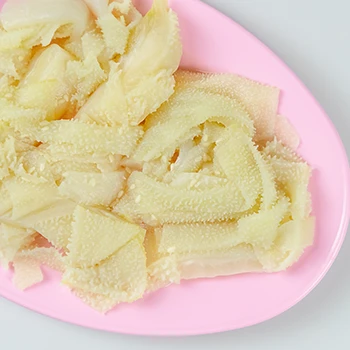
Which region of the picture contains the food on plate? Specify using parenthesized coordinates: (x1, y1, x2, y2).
(0, 0, 314, 313)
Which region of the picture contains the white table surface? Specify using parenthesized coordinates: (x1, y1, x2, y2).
(1, 1, 349, 349)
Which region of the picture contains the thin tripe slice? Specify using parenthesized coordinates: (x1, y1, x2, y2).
(27, 120, 143, 157)
(18, 246, 65, 272)
(12, 255, 43, 290)
(156, 197, 289, 254)
(0, 223, 35, 268)
(134, 88, 254, 162)
(175, 70, 280, 142)
(16, 44, 74, 120)
(178, 244, 262, 280)
(3, 176, 61, 220)
(0, 0, 92, 41)
(58, 171, 125, 206)
(254, 216, 315, 271)
(274, 114, 300, 150)
(63, 238, 147, 308)
(115, 171, 253, 224)
(214, 129, 262, 205)
(67, 206, 145, 267)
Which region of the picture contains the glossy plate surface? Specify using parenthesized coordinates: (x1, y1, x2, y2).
(0, 0, 349, 336)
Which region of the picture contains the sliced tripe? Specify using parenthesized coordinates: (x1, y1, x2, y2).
(39, 146, 104, 181)
(273, 159, 311, 219)
(170, 139, 209, 174)
(63, 238, 147, 306)
(264, 142, 312, 219)
(77, 0, 181, 126)
(0, 26, 39, 51)
(143, 228, 159, 267)
(274, 115, 300, 151)
(12, 256, 43, 290)
(254, 216, 315, 271)
(214, 129, 262, 204)
(175, 70, 280, 142)
(17, 247, 65, 272)
(66, 48, 107, 108)
(19, 149, 54, 182)
(51, 160, 99, 182)
(146, 228, 180, 291)
(19, 200, 76, 250)
(263, 139, 303, 163)
(114, 171, 252, 224)
(0, 98, 46, 127)
(43, 145, 121, 171)
(117, 0, 182, 124)
(147, 255, 180, 292)
(141, 126, 202, 179)
(157, 222, 244, 254)
(74, 62, 127, 125)
(59, 171, 125, 206)
(16, 44, 74, 120)
(67, 206, 145, 267)
(84, 0, 139, 22)
(157, 197, 289, 254)
(142, 147, 174, 181)
(0, 30, 36, 79)
(3, 177, 61, 220)
(147, 245, 261, 288)
(202, 122, 226, 144)
(252, 150, 277, 209)
(168, 173, 228, 190)
(0, 224, 35, 268)
(27, 120, 143, 157)
(73, 288, 120, 314)
(96, 11, 130, 57)
(85, 0, 141, 53)
(0, 184, 12, 217)
(178, 244, 262, 280)
(237, 196, 290, 249)
(33, 214, 74, 251)
(134, 89, 254, 162)
(0, 0, 92, 41)
(214, 127, 277, 208)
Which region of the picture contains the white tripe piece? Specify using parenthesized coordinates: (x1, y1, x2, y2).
(175, 70, 280, 142)
(58, 171, 125, 206)
(67, 206, 145, 267)
(63, 238, 147, 309)
(27, 120, 143, 157)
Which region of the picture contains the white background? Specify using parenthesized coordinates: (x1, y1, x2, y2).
(1, 0, 349, 349)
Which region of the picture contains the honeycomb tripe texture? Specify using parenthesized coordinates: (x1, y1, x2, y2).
(0, 0, 314, 313)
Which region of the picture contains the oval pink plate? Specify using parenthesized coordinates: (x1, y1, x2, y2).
(0, 0, 349, 336)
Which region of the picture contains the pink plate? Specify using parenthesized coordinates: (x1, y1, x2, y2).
(0, 0, 349, 336)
